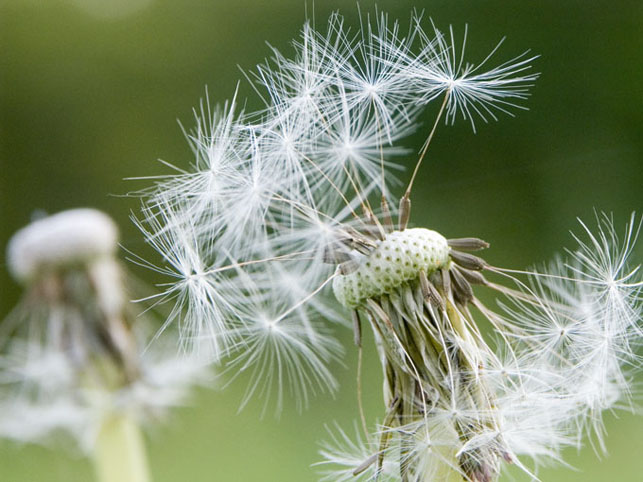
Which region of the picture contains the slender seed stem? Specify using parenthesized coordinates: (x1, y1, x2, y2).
(404, 90, 451, 199)
(357, 345, 369, 439)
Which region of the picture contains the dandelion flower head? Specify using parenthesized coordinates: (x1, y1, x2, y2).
(1, 209, 208, 451)
(132, 10, 642, 481)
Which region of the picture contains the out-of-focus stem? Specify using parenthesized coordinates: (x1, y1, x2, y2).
(93, 414, 151, 482)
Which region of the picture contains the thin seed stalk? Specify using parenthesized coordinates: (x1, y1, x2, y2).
(93, 414, 151, 482)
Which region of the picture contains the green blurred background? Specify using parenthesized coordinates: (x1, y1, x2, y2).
(1, 0, 642, 480)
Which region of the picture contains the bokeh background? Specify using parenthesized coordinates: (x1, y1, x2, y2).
(1, 0, 642, 480)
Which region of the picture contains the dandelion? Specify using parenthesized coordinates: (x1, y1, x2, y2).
(131, 9, 641, 482)
(398, 19, 538, 130)
(1, 209, 207, 482)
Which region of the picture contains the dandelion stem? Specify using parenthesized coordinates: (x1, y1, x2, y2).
(93, 414, 151, 482)
(356, 345, 369, 439)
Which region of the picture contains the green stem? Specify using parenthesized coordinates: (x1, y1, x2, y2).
(94, 414, 151, 482)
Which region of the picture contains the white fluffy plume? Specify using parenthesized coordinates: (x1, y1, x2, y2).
(128, 8, 642, 482)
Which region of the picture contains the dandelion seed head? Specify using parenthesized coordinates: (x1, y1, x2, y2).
(1, 209, 209, 451)
(129, 8, 640, 481)
(332, 228, 450, 308)
(7, 209, 118, 284)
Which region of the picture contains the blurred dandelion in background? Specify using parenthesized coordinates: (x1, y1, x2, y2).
(0, 209, 208, 482)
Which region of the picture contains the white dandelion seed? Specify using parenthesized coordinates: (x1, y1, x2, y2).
(327, 10, 421, 140)
(389, 16, 539, 131)
(316, 422, 398, 481)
